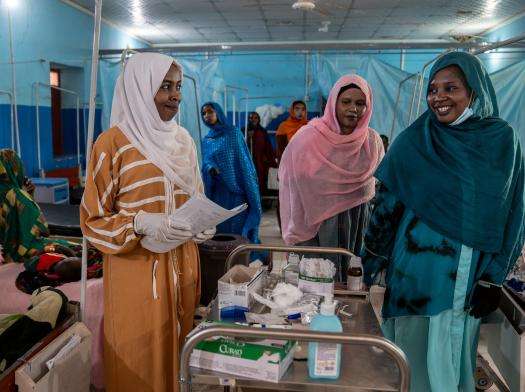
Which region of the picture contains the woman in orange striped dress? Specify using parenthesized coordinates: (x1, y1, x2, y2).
(80, 53, 215, 392)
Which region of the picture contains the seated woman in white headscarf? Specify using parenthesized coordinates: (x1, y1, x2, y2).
(80, 53, 215, 392)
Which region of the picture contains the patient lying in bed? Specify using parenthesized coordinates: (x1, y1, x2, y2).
(0, 149, 102, 293)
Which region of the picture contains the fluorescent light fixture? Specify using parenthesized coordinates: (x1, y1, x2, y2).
(3, 0, 19, 9)
(131, 0, 146, 25)
(127, 26, 165, 38)
(221, 45, 232, 50)
(132, 11, 146, 25)
(484, 0, 500, 16)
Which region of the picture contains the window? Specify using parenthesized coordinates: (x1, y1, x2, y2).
(50, 70, 60, 87)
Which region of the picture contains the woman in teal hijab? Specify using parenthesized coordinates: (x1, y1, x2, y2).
(362, 51, 524, 391)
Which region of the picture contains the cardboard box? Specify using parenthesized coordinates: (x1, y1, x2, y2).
(15, 322, 91, 392)
(218, 265, 266, 320)
(189, 322, 295, 382)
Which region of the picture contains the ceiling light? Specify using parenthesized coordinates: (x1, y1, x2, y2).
(292, 1, 315, 11)
(132, 10, 146, 25)
(127, 26, 165, 38)
(221, 45, 232, 50)
(3, 0, 19, 9)
(484, 0, 500, 16)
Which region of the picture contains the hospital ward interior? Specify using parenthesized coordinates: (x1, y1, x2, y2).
(1, 0, 525, 391)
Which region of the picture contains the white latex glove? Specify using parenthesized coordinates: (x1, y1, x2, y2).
(193, 228, 216, 244)
(134, 211, 192, 242)
(140, 236, 182, 253)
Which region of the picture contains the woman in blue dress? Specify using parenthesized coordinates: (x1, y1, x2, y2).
(362, 52, 524, 391)
(200, 102, 262, 244)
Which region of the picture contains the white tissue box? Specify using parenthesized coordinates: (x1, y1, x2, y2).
(189, 322, 295, 382)
(218, 265, 266, 319)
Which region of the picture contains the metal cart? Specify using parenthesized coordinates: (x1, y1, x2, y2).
(180, 244, 411, 391)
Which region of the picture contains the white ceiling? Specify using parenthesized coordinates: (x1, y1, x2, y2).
(69, 0, 525, 45)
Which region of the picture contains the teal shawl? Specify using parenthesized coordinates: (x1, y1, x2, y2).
(376, 52, 524, 263)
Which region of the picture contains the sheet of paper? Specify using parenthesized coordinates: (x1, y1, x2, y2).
(174, 193, 247, 235)
(139, 194, 247, 252)
(46, 334, 82, 370)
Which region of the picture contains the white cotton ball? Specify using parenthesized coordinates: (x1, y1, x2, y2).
(271, 283, 303, 308)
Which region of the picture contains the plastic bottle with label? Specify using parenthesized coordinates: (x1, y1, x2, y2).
(307, 294, 342, 379)
(347, 256, 363, 292)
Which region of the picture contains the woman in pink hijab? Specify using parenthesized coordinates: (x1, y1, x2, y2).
(278, 75, 384, 280)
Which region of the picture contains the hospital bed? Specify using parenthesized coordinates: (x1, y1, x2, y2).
(0, 300, 79, 391)
(39, 202, 82, 238)
(0, 263, 104, 389)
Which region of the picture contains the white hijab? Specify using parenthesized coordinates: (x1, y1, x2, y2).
(110, 52, 202, 195)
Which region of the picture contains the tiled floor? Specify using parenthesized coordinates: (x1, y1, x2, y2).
(258, 207, 287, 271)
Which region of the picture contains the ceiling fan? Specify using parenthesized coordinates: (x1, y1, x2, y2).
(291, 0, 349, 17)
(241, 0, 349, 18)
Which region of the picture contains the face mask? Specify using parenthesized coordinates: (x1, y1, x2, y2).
(449, 90, 474, 126)
(449, 107, 474, 126)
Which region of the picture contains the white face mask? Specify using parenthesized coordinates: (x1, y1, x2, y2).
(449, 107, 474, 126)
(449, 90, 475, 126)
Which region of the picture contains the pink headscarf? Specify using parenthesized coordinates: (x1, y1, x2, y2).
(278, 74, 384, 245)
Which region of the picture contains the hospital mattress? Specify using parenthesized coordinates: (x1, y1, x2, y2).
(0, 263, 104, 388)
(39, 203, 82, 237)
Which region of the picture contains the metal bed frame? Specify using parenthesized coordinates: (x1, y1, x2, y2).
(0, 89, 18, 153)
(225, 84, 249, 140)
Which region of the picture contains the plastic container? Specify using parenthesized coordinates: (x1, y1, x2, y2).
(307, 294, 342, 379)
(347, 256, 363, 292)
(282, 253, 300, 285)
(31, 177, 69, 204)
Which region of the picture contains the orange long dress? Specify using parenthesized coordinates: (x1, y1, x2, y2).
(80, 126, 201, 392)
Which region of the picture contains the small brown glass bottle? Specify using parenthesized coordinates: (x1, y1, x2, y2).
(347, 257, 363, 291)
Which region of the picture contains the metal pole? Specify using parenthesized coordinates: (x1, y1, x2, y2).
(226, 244, 356, 272)
(179, 326, 411, 392)
(7, 8, 20, 157)
(101, 39, 489, 54)
(232, 94, 236, 126)
(304, 51, 310, 103)
(226, 85, 249, 139)
(414, 49, 455, 118)
(390, 73, 416, 139)
(76, 96, 81, 178)
(81, 0, 102, 322)
(0, 90, 15, 150)
(223, 88, 227, 117)
(184, 74, 202, 142)
(471, 33, 525, 55)
(240, 95, 295, 101)
(244, 92, 248, 141)
(407, 74, 420, 124)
